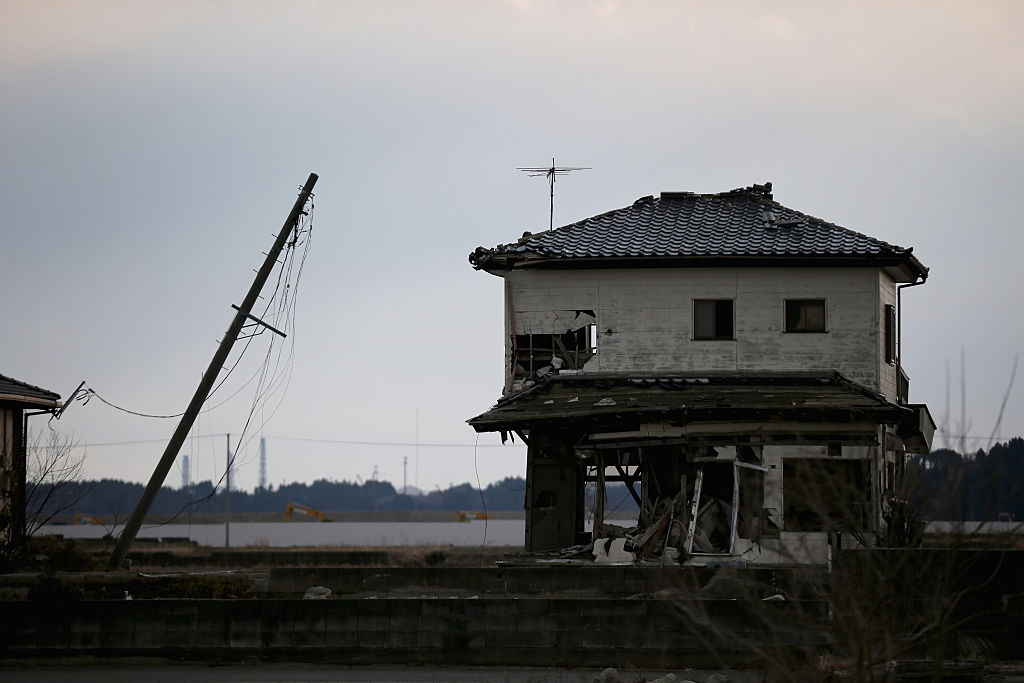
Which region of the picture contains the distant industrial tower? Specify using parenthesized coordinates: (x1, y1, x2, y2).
(181, 454, 190, 490)
(258, 437, 267, 490)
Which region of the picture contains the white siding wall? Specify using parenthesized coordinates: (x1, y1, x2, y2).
(505, 267, 883, 391)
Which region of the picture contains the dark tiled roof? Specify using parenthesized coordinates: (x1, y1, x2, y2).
(468, 371, 909, 431)
(0, 373, 61, 407)
(470, 182, 925, 276)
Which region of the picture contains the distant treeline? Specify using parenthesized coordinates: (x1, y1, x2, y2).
(907, 437, 1024, 521)
(45, 477, 529, 518)
(39, 475, 642, 520)
(43, 437, 1023, 522)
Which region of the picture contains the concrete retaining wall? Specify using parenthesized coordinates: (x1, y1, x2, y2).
(263, 566, 813, 597)
(128, 549, 391, 568)
(0, 597, 826, 668)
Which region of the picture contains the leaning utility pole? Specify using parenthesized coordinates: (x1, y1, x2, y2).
(107, 173, 318, 569)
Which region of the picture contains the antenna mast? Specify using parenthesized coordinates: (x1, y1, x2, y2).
(518, 157, 590, 230)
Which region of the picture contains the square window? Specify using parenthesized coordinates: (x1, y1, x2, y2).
(694, 300, 734, 340)
(785, 299, 826, 333)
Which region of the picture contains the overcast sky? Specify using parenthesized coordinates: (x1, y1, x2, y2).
(3, 0, 1022, 494)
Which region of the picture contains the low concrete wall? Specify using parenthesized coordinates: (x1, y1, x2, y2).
(263, 565, 817, 597)
(128, 549, 391, 568)
(0, 597, 827, 668)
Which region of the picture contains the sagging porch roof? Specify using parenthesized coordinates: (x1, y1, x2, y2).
(468, 371, 913, 433)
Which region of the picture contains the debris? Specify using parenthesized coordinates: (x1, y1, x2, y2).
(697, 568, 748, 600)
(597, 522, 631, 539)
(567, 396, 579, 402)
(593, 668, 625, 683)
(631, 510, 671, 558)
(593, 537, 632, 564)
(648, 675, 679, 683)
(303, 585, 332, 599)
(556, 544, 594, 559)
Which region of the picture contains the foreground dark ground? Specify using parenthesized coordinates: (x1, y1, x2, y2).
(3, 538, 1024, 680)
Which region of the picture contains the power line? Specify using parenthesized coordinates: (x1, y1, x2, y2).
(265, 436, 524, 448)
(34, 430, 1020, 452)
(49, 435, 523, 450)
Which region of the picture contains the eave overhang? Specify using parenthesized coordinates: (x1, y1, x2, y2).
(473, 253, 928, 283)
(0, 374, 62, 410)
(468, 371, 916, 434)
(0, 393, 62, 409)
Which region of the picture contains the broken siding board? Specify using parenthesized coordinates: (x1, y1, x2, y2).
(514, 311, 594, 335)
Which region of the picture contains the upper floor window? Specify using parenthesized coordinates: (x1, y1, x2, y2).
(785, 299, 826, 333)
(884, 304, 896, 364)
(512, 323, 597, 380)
(694, 300, 734, 340)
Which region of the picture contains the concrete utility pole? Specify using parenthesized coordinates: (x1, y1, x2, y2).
(107, 173, 318, 569)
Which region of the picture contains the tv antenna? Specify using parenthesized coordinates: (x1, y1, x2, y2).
(518, 157, 590, 230)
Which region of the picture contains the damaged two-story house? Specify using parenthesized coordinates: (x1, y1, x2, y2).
(467, 182, 934, 566)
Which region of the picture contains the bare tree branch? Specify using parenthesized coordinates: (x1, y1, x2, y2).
(25, 427, 90, 535)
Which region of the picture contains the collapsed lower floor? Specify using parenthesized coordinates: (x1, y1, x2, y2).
(469, 372, 935, 565)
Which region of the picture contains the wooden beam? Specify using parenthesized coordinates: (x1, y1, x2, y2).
(614, 464, 642, 506)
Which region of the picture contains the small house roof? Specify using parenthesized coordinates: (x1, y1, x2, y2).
(0, 373, 61, 408)
(470, 182, 928, 280)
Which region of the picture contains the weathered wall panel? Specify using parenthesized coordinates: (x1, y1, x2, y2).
(878, 270, 898, 401)
(505, 267, 883, 392)
(0, 405, 21, 553)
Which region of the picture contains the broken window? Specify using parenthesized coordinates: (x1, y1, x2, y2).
(693, 300, 734, 340)
(684, 457, 769, 555)
(582, 442, 771, 561)
(688, 461, 734, 553)
(511, 311, 597, 380)
(783, 459, 870, 532)
(737, 463, 765, 540)
(785, 299, 826, 333)
(585, 450, 641, 540)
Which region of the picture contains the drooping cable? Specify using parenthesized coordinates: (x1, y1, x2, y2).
(474, 432, 488, 567)
(145, 192, 315, 524)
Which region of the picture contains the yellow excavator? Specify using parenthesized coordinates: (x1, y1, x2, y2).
(73, 513, 104, 525)
(284, 502, 331, 522)
(456, 511, 492, 523)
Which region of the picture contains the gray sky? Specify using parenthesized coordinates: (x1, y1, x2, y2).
(3, 0, 1022, 493)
